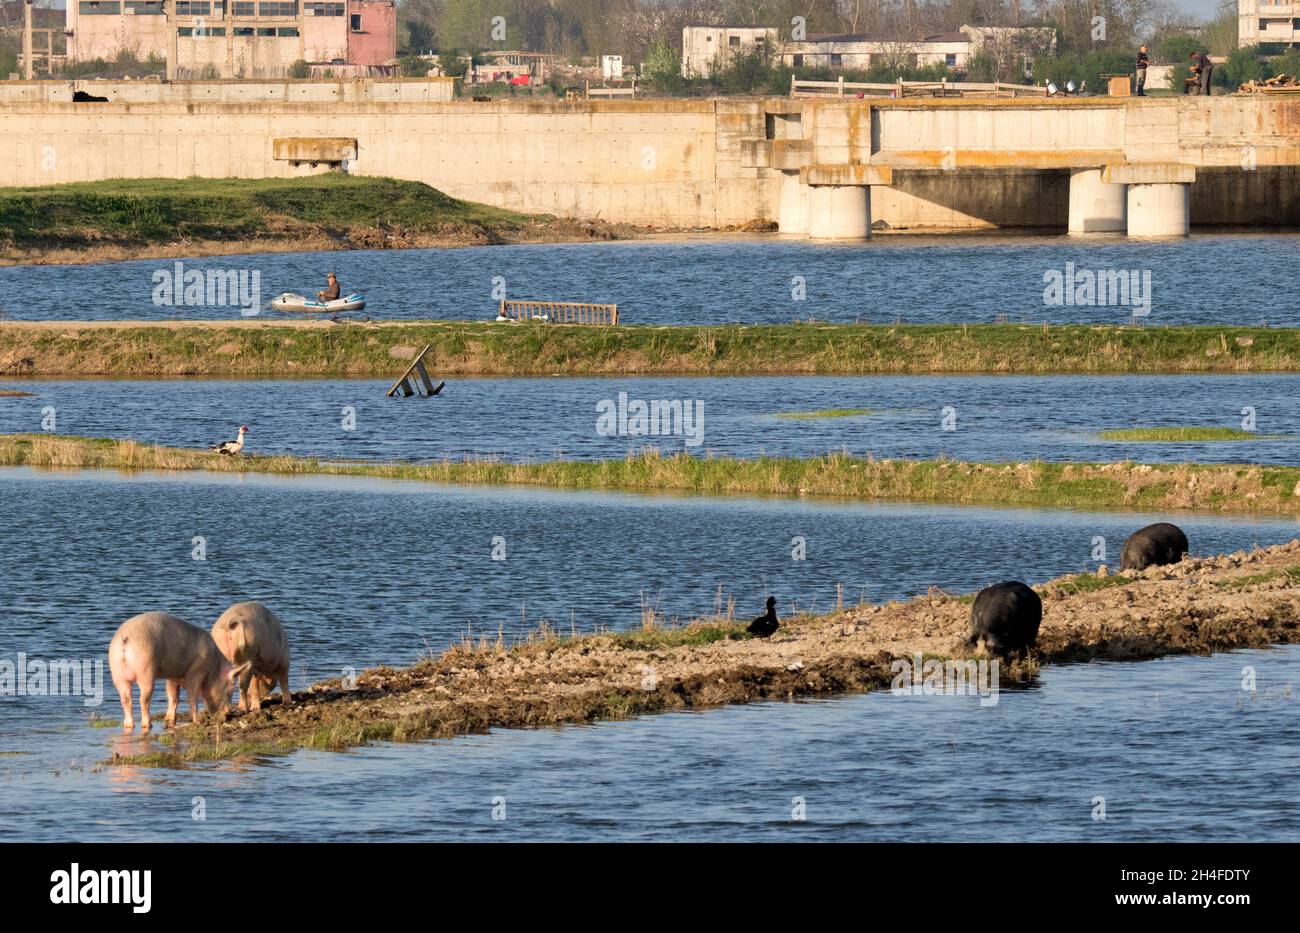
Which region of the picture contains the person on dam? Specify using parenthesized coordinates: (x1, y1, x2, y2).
(1135, 45, 1149, 96)
(1190, 51, 1213, 95)
(318, 272, 341, 302)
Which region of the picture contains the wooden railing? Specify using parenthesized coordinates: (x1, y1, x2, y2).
(791, 75, 1047, 99)
(499, 299, 619, 325)
(586, 82, 638, 99)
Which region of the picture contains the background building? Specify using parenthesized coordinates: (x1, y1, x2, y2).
(681, 25, 777, 77)
(781, 31, 973, 71)
(65, 0, 397, 77)
(686, 22, 1055, 78)
(1239, 0, 1300, 48)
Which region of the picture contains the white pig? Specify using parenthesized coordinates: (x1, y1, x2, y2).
(211, 601, 292, 712)
(109, 611, 249, 732)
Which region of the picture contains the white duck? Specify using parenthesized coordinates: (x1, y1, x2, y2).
(209, 425, 248, 456)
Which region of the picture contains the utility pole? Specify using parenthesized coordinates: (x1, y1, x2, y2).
(165, 0, 177, 80)
(23, 0, 34, 80)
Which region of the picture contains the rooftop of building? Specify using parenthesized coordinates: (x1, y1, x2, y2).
(685, 24, 779, 32)
(803, 31, 973, 44)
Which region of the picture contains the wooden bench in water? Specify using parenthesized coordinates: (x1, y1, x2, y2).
(386, 344, 445, 398)
(499, 299, 619, 326)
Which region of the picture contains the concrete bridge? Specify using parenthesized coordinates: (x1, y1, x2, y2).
(1, 79, 1297, 237)
(755, 95, 1299, 237)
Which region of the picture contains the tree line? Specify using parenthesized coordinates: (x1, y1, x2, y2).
(398, 0, 1236, 66)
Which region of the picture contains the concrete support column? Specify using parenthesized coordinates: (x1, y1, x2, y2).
(1102, 163, 1195, 238)
(23, 0, 33, 80)
(1067, 168, 1126, 234)
(1126, 183, 1190, 237)
(778, 171, 811, 235)
(807, 185, 871, 240)
(165, 0, 178, 81)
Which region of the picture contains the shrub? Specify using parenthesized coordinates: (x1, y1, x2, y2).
(643, 36, 683, 93)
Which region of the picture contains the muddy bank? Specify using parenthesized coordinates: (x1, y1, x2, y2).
(119, 540, 1300, 766)
(2, 320, 1297, 377)
(0, 220, 637, 267)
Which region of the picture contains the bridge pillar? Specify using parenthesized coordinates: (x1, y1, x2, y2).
(1126, 184, 1191, 237)
(799, 165, 892, 241)
(807, 185, 871, 240)
(778, 171, 811, 235)
(1102, 164, 1196, 238)
(1067, 168, 1126, 234)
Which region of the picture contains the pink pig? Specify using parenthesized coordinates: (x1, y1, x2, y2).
(210, 601, 293, 712)
(108, 611, 250, 732)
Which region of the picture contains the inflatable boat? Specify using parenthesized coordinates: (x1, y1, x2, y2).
(270, 292, 366, 314)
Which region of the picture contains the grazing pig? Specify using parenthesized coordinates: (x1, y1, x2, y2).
(109, 612, 249, 732)
(211, 601, 292, 712)
(968, 581, 1042, 657)
(1120, 522, 1189, 572)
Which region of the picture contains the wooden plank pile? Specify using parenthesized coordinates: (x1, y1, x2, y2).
(1238, 74, 1300, 93)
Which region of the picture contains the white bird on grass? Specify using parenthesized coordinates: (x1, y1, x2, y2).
(209, 425, 248, 456)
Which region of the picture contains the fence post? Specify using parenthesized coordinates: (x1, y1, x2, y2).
(837, 75, 844, 97)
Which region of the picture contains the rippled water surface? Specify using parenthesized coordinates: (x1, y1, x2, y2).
(3, 232, 1298, 842)
(4, 373, 1299, 464)
(0, 469, 1296, 840)
(2, 234, 1296, 324)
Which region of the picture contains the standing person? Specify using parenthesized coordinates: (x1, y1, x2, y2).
(1190, 51, 1213, 96)
(1135, 45, 1149, 96)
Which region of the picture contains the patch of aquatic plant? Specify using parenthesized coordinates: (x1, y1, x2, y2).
(775, 408, 873, 420)
(1098, 427, 1280, 442)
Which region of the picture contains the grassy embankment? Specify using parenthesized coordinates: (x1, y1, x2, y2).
(1, 321, 1298, 377)
(4, 433, 1300, 517)
(0, 176, 625, 264)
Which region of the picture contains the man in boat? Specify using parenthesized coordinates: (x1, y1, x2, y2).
(317, 272, 341, 302)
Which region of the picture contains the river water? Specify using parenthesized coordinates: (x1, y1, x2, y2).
(0, 469, 1297, 840)
(2, 236, 1299, 841)
(1, 233, 1297, 324)
(4, 373, 1299, 465)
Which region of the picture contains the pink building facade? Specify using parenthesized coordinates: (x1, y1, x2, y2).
(65, 0, 397, 76)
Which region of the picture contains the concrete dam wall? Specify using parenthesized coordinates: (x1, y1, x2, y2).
(1, 80, 1297, 235)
